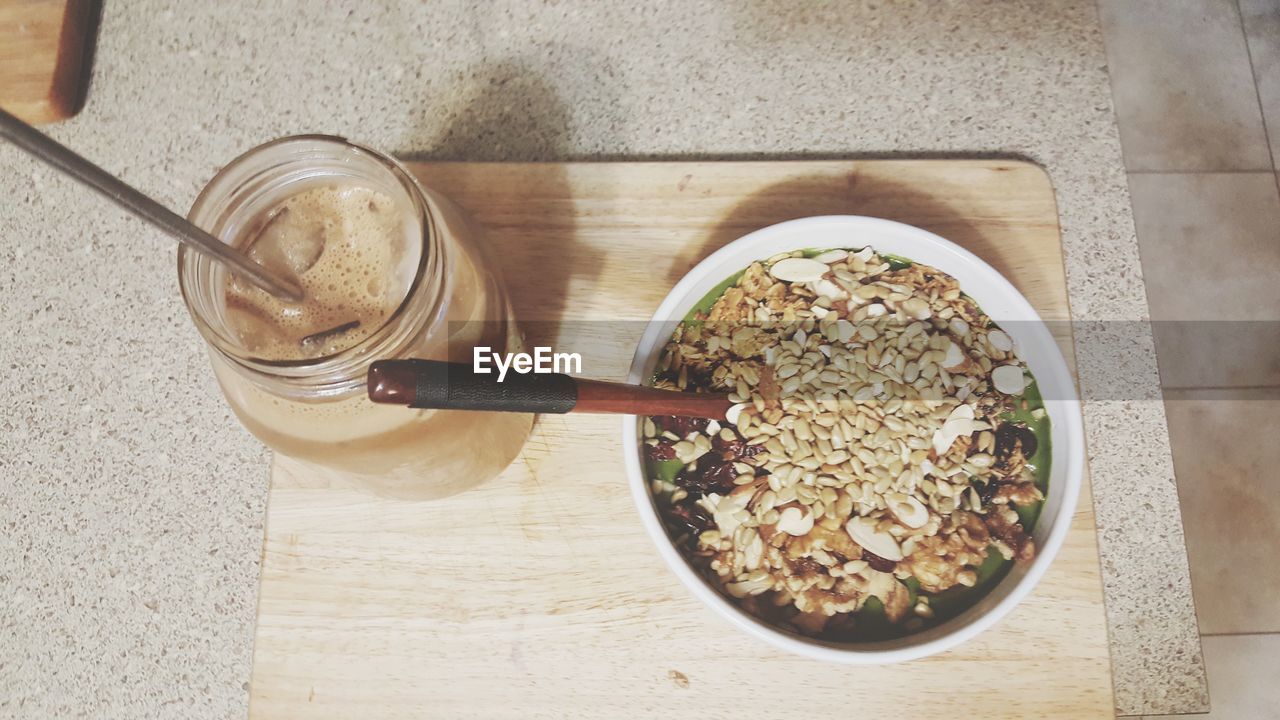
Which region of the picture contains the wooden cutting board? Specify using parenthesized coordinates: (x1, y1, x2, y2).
(249, 161, 1114, 719)
(0, 0, 95, 123)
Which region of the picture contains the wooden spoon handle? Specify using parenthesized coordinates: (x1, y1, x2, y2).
(367, 359, 731, 419)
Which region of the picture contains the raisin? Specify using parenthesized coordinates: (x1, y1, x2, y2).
(659, 415, 709, 437)
(862, 549, 897, 573)
(700, 460, 740, 493)
(790, 556, 824, 577)
(712, 433, 766, 461)
(675, 455, 738, 496)
(667, 503, 712, 536)
(683, 367, 715, 390)
(976, 478, 1002, 505)
(995, 422, 1037, 461)
(712, 433, 743, 455)
(646, 441, 678, 461)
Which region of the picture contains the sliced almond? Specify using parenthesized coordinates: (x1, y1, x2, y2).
(854, 246, 875, 261)
(705, 419, 721, 435)
(967, 453, 994, 469)
(711, 490, 752, 534)
(932, 409, 975, 456)
(992, 365, 1027, 395)
(987, 329, 1013, 352)
(842, 559, 869, 574)
(775, 506, 815, 536)
(810, 305, 830, 319)
(862, 568, 902, 605)
(768, 257, 828, 283)
(845, 516, 904, 561)
(865, 303, 887, 317)
(743, 531, 765, 570)
(941, 416, 975, 437)
(901, 536, 919, 556)
(836, 319, 856, 343)
(814, 278, 847, 300)
(901, 297, 932, 320)
(697, 494, 719, 515)
(940, 339, 966, 370)
(812, 249, 849, 264)
(886, 493, 929, 529)
(672, 440, 697, 463)
(931, 429, 953, 457)
(725, 403, 747, 426)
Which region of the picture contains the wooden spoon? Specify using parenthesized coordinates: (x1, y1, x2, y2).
(367, 359, 732, 419)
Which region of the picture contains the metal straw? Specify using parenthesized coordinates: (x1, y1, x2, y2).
(0, 108, 304, 302)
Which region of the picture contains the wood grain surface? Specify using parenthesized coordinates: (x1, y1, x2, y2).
(0, 0, 94, 123)
(250, 161, 1114, 719)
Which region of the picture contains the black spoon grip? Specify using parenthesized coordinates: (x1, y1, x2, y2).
(369, 359, 578, 414)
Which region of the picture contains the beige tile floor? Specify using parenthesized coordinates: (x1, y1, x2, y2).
(1100, 0, 1280, 717)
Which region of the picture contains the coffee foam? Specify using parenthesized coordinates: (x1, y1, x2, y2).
(224, 183, 421, 360)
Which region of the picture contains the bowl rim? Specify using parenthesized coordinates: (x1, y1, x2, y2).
(621, 214, 1084, 664)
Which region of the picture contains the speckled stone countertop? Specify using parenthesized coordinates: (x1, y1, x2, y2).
(0, 1, 1207, 717)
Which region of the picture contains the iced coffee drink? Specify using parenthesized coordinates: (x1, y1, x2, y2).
(223, 184, 417, 360)
(180, 136, 531, 500)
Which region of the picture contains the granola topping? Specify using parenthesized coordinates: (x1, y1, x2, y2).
(645, 247, 1048, 638)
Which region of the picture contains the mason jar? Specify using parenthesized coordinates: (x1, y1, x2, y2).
(179, 135, 532, 500)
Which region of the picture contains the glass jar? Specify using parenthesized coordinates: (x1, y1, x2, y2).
(179, 135, 531, 500)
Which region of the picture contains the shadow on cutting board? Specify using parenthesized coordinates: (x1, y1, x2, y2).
(400, 58, 606, 341)
(673, 167, 1018, 290)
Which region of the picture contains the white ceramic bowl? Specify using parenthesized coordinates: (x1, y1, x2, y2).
(622, 215, 1084, 664)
